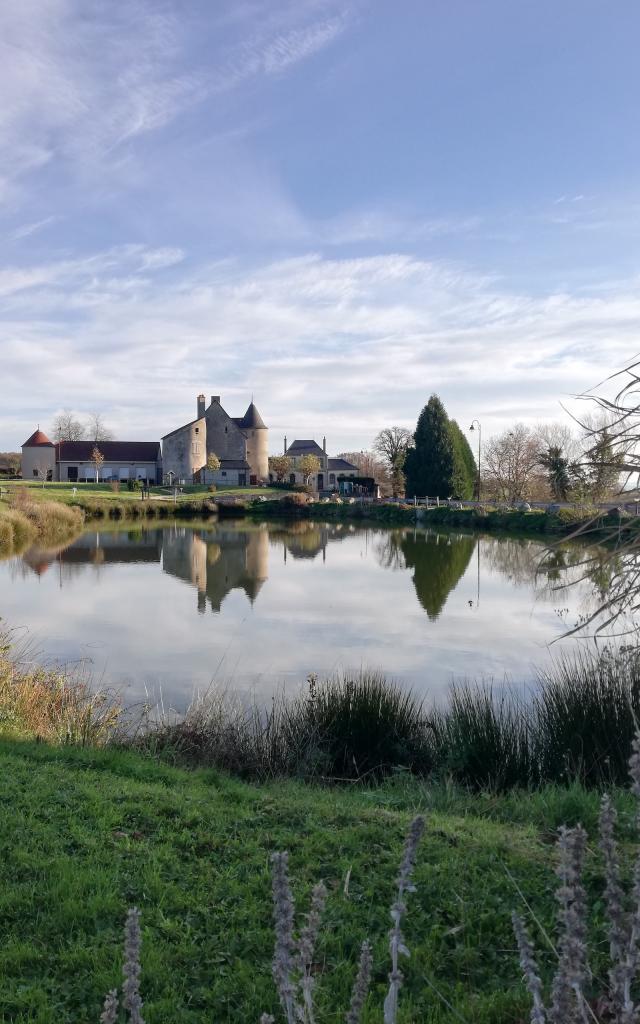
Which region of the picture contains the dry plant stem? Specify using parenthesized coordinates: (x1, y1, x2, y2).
(270, 852, 302, 1024)
(99, 989, 119, 1024)
(383, 815, 425, 1024)
(296, 881, 328, 1024)
(260, 1016, 276, 1024)
(512, 911, 547, 1024)
(549, 826, 590, 1024)
(599, 795, 630, 1016)
(345, 940, 373, 1024)
(122, 907, 145, 1024)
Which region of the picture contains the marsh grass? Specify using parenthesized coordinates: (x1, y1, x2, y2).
(140, 672, 430, 782)
(0, 630, 121, 745)
(0, 490, 83, 556)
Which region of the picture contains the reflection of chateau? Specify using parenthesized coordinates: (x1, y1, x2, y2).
(20, 530, 163, 577)
(162, 526, 269, 612)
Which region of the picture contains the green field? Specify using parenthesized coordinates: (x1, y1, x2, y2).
(0, 738, 625, 1023)
(1, 481, 285, 505)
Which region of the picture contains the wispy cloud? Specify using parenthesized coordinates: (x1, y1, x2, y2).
(0, 247, 637, 449)
(10, 215, 59, 241)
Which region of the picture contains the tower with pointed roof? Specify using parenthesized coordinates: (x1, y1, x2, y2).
(161, 394, 268, 485)
(21, 428, 56, 482)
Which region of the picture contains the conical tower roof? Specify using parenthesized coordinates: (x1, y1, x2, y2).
(22, 428, 54, 447)
(240, 402, 266, 429)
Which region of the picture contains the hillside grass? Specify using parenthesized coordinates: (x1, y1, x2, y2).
(0, 737, 628, 1024)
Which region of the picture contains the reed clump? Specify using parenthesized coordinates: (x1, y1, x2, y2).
(0, 631, 121, 745)
(0, 493, 83, 556)
(140, 672, 431, 782)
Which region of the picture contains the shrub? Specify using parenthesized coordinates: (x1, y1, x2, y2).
(208, 484, 217, 494)
(431, 683, 533, 791)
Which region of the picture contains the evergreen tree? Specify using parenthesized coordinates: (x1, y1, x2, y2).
(586, 429, 622, 500)
(404, 395, 456, 497)
(448, 420, 476, 499)
(539, 445, 571, 500)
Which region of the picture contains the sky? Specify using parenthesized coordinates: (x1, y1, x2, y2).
(1, 0, 639, 454)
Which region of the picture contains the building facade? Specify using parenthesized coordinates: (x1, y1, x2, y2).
(162, 394, 268, 486)
(21, 430, 162, 483)
(275, 438, 360, 492)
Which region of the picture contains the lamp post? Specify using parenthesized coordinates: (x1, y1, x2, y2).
(469, 420, 482, 502)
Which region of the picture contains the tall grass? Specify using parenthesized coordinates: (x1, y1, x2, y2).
(143, 652, 640, 789)
(0, 491, 83, 556)
(0, 630, 121, 745)
(140, 673, 430, 781)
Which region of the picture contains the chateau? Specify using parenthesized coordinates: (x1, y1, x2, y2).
(162, 394, 268, 486)
(20, 392, 363, 491)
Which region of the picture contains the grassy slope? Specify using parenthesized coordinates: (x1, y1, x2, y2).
(3, 481, 284, 504)
(0, 740, 624, 1023)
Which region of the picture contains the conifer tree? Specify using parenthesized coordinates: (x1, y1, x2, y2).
(448, 420, 476, 500)
(404, 396, 455, 497)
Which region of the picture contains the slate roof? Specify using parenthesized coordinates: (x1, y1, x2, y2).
(328, 458, 359, 471)
(218, 459, 251, 470)
(285, 440, 325, 457)
(161, 418, 199, 441)
(56, 441, 161, 462)
(22, 429, 54, 447)
(238, 402, 266, 429)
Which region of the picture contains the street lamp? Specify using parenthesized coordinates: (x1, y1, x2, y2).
(469, 420, 482, 501)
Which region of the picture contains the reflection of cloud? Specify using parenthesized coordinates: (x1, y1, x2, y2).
(3, 522, 606, 707)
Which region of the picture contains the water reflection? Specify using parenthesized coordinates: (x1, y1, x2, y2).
(0, 519, 611, 705)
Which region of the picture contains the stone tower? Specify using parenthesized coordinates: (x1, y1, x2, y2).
(238, 401, 269, 480)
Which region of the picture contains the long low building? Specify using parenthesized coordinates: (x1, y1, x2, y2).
(21, 430, 162, 483)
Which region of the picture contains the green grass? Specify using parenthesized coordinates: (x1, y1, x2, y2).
(5, 481, 285, 503)
(0, 737, 630, 1023)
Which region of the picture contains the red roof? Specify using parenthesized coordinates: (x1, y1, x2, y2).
(22, 429, 54, 447)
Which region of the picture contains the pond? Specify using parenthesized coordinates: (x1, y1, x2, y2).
(0, 518, 608, 708)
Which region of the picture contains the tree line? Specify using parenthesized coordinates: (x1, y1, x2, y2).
(361, 398, 624, 502)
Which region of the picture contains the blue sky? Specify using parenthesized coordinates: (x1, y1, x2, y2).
(1, 0, 639, 452)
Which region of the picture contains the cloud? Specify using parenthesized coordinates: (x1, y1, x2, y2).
(10, 215, 60, 241)
(0, 247, 637, 451)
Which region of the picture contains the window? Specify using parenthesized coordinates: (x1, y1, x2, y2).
(191, 442, 200, 455)
(195, 427, 199, 434)
(329, 473, 335, 484)
(101, 467, 112, 480)
(136, 467, 147, 480)
(119, 468, 129, 481)
(221, 470, 227, 477)
(32, 469, 38, 478)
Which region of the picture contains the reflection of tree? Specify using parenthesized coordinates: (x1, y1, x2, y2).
(400, 531, 476, 620)
(374, 530, 405, 571)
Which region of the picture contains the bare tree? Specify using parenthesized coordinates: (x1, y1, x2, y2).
(543, 361, 640, 638)
(85, 412, 114, 443)
(337, 451, 391, 492)
(373, 428, 412, 497)
(484, 424, 540, 502)
(90, 446, 105, 483)
(52, 409, 84, 443)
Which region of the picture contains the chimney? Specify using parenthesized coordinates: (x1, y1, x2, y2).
(322, 436, 327, 454)
(211, 395, 220, 405)
(197, 394, 206, 418)
(284, 435, 287, 454)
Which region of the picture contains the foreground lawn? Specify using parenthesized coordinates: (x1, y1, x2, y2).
(0, 739, 624, 1023)
(3, 481, 285, 504)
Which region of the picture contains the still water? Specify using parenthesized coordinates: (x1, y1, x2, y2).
(0, 519, 601, 707)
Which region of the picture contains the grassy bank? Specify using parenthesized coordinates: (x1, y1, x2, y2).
(4, 626, 640, 792)
(0, 496, 83, 557)
(0, 735, 630, 1023)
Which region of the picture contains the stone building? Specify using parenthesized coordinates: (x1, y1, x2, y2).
(162, 394, 268, 485)
(276, 437, 359, 492)
(21, 429, 162, 483)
